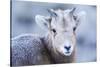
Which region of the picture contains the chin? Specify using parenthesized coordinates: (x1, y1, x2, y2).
(59, 51, 72, 56)
(64, 52, 72, 56)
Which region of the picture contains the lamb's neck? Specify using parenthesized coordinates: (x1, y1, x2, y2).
(42, 34, 75, 63)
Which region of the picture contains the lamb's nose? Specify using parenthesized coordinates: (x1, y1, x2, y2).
(64, 46, 71, 51)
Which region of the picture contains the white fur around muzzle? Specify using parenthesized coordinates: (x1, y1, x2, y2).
(59, 41, 74, 56)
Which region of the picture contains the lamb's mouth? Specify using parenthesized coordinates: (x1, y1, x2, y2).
(65, 51, 70, 53)
(64, 51, 72, 56)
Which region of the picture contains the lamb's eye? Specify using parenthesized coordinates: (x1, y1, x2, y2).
(73, 27, 76, 31)
(52, 29, 56, 33)
(73, 15, 77, 20)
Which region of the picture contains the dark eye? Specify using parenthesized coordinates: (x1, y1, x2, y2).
(73, 27, 76, 31)
(53, 13, 57, 17)
(73, 15, 77, 20)
(52, 29, 56, 33)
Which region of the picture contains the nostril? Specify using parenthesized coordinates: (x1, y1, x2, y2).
(64, 46, 71, 51)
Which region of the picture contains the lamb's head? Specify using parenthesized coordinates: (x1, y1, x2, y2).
(35, 8, 85, 56)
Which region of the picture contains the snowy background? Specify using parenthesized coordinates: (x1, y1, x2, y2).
(11, 1, 96, 62)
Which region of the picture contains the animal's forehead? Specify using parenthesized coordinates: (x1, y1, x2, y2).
(52, 9, 72, 22)
(51, 9, 75, 27)
(55, 9, 63, 13)
(54, 9, 71, 15)
(49, 8, 78, 31)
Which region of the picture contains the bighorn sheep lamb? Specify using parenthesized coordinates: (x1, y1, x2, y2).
(11, 8, 85, 66)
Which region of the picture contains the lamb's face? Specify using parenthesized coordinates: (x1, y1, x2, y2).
(49, 8, 77, 56)
(35, 8, 85, 56)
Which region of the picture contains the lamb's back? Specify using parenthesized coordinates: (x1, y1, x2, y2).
(11, 34, 51, 66)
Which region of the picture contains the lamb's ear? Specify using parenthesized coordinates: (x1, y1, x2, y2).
(75, 11, 86, 26)
(35, 15, 51, 30)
